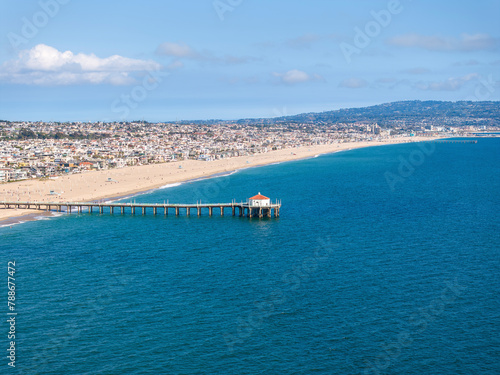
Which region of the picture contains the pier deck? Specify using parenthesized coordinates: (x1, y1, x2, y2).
(0, 200, 281, 218)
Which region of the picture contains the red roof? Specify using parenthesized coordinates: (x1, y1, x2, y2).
(249, 193, 269, 200)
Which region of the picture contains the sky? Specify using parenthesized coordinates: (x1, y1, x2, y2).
(0, 0, 499, 122)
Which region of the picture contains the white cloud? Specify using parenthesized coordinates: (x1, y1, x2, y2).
(0, 44, 162, 85)
(166, 60, 184, 70)
(156, 41, 257, 66)
(415, 73, 479, 91)
(339, 78, 368, 89)
(273, 69, 323, 84)
(460, 34, 500, 51)
(156, 42, 198, 58)
(387, 33, 500, 52)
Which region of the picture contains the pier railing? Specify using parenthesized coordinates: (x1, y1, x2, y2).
(0, 200, 281, 218)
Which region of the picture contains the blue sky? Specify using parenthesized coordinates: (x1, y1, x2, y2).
(0, 0, 499, 122)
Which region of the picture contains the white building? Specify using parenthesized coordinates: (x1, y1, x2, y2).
(249, 193, 271, 207)
(0, 169, 10, 182)
(10, 169, 28, 181)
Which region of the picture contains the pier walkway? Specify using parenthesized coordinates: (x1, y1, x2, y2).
(0, 200, 281, 218)
(428, 140, 477, 143)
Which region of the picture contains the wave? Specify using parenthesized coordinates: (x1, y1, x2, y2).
(185, 170, 241, 185)
(158, 182, 183, 190)
(0, 221, 26, 228)
(206, 170, 240, 179)
(114, 189, 157, 201)
(111, 194, 136, 202)
(220, 170, 239, 177)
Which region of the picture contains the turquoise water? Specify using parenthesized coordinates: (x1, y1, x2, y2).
(1, 139, 499, 374)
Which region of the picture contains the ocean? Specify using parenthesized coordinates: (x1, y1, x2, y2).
(1, 138, 499, 374)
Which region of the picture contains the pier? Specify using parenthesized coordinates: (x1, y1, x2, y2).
(427, 140, 477, 143)
(0, 195, 281, 218)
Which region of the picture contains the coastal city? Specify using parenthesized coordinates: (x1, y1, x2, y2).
(2, 1, 500, 374)
(0, 118, 497, 182)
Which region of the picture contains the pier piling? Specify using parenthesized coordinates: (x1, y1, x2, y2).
(1, 200, 281, 219)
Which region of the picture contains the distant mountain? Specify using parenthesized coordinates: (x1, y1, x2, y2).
(233, 101, 500, 127)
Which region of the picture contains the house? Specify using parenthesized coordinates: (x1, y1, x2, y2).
(79, 162, 94, 170)
(249, 193, 271, 207)
(9, 169, 28, 181)
(0, 169, 11, 182)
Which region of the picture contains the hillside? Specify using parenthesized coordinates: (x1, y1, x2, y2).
(233, 101, 500, 128)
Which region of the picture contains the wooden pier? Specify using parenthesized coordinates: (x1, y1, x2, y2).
(428, 140, 477, 143)
(0, 199, 281, 218)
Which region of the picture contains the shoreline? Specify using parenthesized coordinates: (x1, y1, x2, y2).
(0, 137, 444, 224)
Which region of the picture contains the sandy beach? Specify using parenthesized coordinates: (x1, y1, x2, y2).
(0, 137, 439, 222)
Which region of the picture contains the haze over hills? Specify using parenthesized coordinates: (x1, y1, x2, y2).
(2, 101, 499, 129)
(229, 101, 500, 128)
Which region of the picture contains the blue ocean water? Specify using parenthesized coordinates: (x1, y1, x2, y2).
(1, 138, 499, 374)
